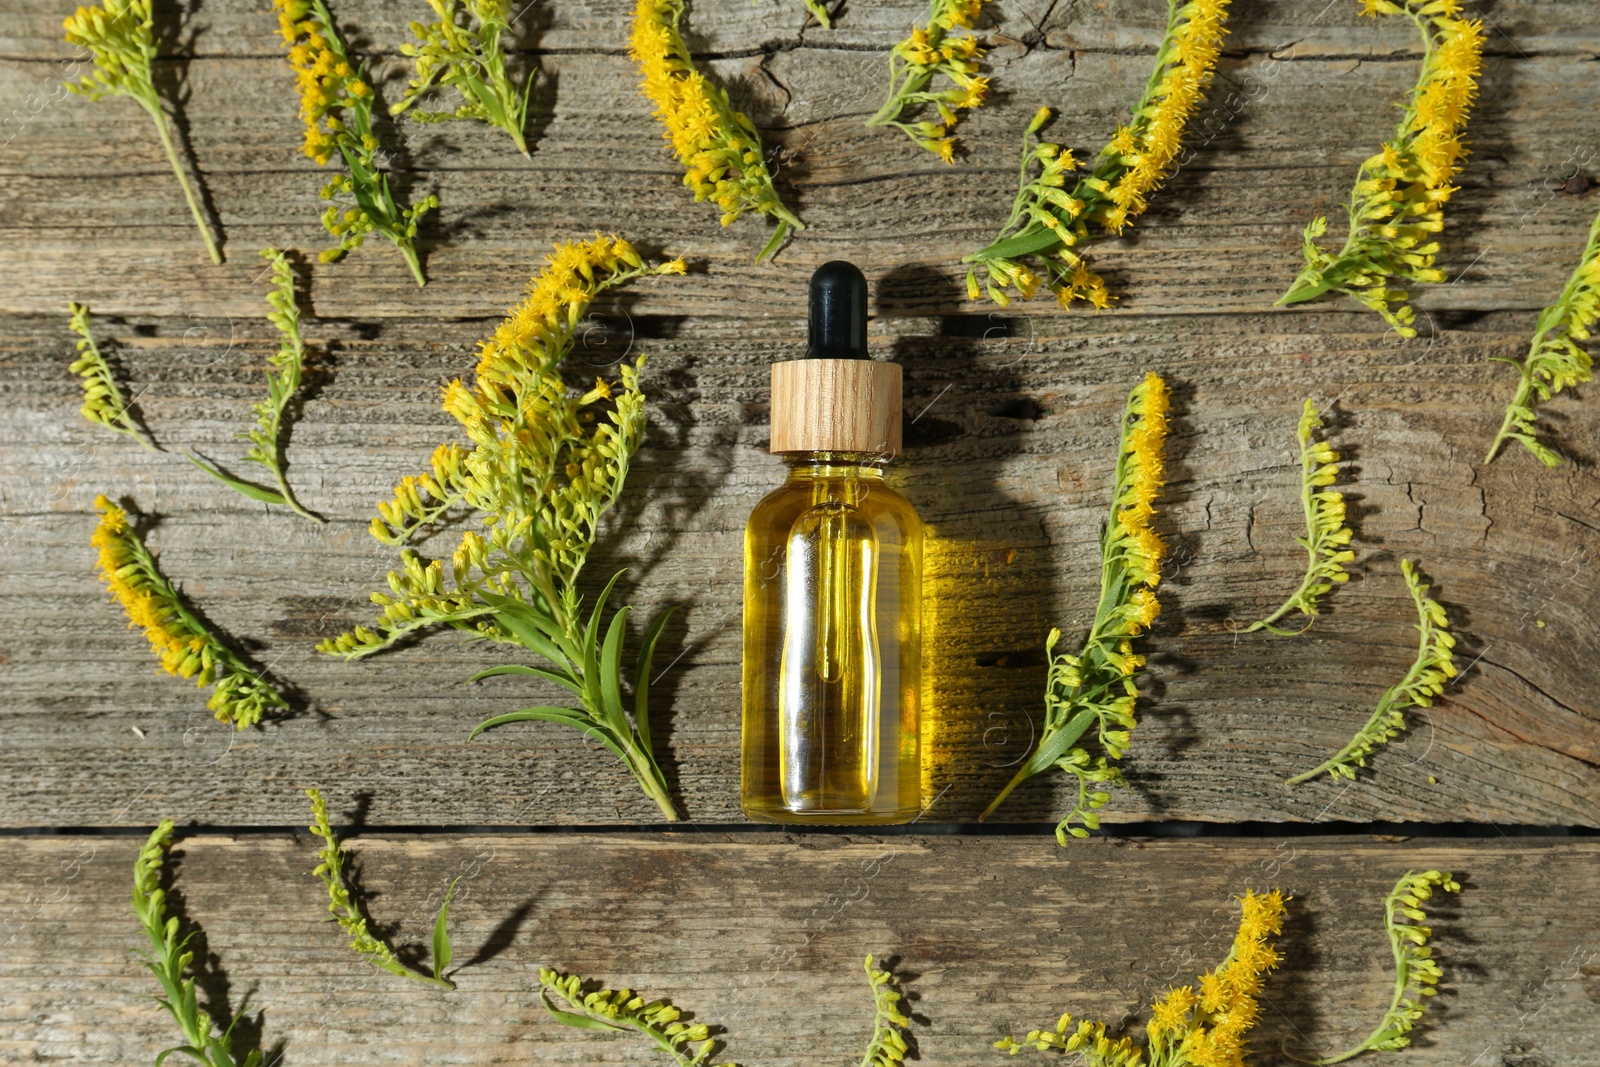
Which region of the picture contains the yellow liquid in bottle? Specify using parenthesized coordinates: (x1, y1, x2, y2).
(742, 453, 922, 824)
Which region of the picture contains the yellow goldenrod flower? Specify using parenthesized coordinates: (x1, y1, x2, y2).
(318, 235, 685, 820)
(1279, 1, 1484, 336)
(1485, 202, 1600, 466)
(629, 0, 802, 261)
(1287, 558, 1456, 784)
(1242, 399, 1356, 634)
(965, 0, 1230, 307)
(67, 302, 157, 451)
(860, 955, 913, 1067)
(981, 373, 1169, 841)
(867, 0, 992, 162)
(63, 0, 222, 262)
(537, 966, 733, 1061)
(999, 889, 1286, 1067)
(273, 0, 439, 284)
(392, 0, 535, 157)
(91, 495, 286, 728)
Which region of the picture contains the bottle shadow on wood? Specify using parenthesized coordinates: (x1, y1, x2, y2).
(876, 263, 1062, 824)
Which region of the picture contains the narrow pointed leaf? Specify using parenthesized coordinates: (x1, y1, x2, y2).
(1024, 708, 1099, 778)
(469, 707, 630, 765)
(484, 607, 568, 667)
(479, 591, 579, 664)
(598, 605, 630, 736)
(185, 452, 288, 505)
(582, 570, 627, 676)
(468, 706, 586, 739)
(467, 663, 583, 697)
(432, 876, 460, 982)
(633, 606, 677, 764)
(540, 991, 624, 1031)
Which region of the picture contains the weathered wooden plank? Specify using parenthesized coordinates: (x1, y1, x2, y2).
(2, 0, 1597, 58)
(2, 834, 1596, 1065)
(1, 306, 1595, 828)
(0, 3, 1598, 320)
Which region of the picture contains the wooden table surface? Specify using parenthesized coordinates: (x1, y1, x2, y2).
(1, 0, 1596, 1063)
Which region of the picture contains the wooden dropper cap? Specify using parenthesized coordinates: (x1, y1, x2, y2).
(769, 261, 903, 457)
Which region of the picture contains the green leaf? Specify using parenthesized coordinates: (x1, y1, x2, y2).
(598, 605, 631, 736)
(970, 226, 1065, 263)
(153, 1046, 207, 1066)
(540, 990, 624, 1032)
(633, 607, 677, 764)
(756, 218, 790, 264)
(484, 606, 568, 667)
(468, 707, 630, 765)
(1024, 708, 1098, 778)
(479, 591, 577, 664)
(467, 663, 583, 698)
(580, 571, 626, 715)
(468, 705, 585, 739)
(431, 876, 460, 982)
(583, 571, 627, 664)
(185, 452, 288, 505)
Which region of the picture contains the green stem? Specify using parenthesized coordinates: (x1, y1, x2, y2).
(625, 736, 680, 821)
(145, 100, 222, 264)
(979, 761, 1035, 822)
(1483, 369, 1534, 464)
(1244, 432, 1324, 634)
(396, 965, 454, 990)
(1296, 882, 1414, 1065)
(270, 454, 323, 524)
(398, 240, 427, 287)
(1285, 646, 1425, 786)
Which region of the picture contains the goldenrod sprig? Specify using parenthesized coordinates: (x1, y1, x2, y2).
(318, 236, 686, 820)
(393, 0, 536, 157)
(272, 0, 439, 285)
(1292, 871, 1458, 1064)
(92, 495, 287, 729)
(1485, 203, 1600, 465)
(1279, 1, 1484, 336)
(537, 968, 726, 1066)
(68, 302, 157, 450)
(629, 0, 803, 261)
(188, 249, 322, 523)
(1243, 399, 1355, 634)
(964, 0, 1229, 307)
(999, 889, 1289, 1067)
(980, 373, 1169, 841)
(305, 787, 457, 989)
(64, 1, 223, 263)
(1287, 559, 1456, 784)
(861, 955, 912, 1067)
(866, 0, 989, 163)
(133, 821, 263, 1067)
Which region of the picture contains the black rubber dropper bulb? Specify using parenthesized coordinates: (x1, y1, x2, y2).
(806, 261, 869, 360)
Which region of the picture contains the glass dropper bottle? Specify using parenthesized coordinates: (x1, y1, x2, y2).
(740, 262, 924, 824)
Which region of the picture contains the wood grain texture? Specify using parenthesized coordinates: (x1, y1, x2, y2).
(3, 833, 1597, 1066)
(1, 308, 1597, 828)
(0, 0, 1597, 830)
